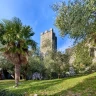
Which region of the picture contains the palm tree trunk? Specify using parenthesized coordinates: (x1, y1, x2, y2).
(15, 64, 20, 87)
(58, 73, 60, 79)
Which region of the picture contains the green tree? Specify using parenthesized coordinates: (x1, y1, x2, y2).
(21, 48, 45, 80)
(44, 51, 69, 79)
(0, 17, 36, 86)
(74, 41, 92, 73)
(28, 54, 45, 74)
(53, 0, 96, 42)
(44, 54, 55, 79)
(53, 51, 69, 78)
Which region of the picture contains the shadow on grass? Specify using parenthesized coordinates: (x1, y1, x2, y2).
(53, 76, 96, 96)
(0, 79, 64, 95)
(0, 89, 24, 96)
(10, 79, 64, 95)
(0, 73, 96, 96)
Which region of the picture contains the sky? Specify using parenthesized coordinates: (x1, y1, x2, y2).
(0, 0, 74, 52)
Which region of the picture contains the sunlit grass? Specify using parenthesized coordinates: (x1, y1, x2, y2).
(0, 72, 96, 96)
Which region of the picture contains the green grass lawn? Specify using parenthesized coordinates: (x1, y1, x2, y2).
(0, 72, 96, 96)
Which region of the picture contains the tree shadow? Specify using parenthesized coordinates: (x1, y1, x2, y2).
(0, 79, 64, 95)
(0, 73, 96, 96)
(53, 75, 96, 96)
(9, 79, 64, 95)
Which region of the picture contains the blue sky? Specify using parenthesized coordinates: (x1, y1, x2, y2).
(0, 0, 74, 52)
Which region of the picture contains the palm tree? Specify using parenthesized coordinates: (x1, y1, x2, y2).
(0, 17, 36, 87)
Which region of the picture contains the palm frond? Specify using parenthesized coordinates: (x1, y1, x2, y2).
(0, 17, 37, 65)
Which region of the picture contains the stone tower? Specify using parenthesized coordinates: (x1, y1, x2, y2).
(40, 28, 57, 56)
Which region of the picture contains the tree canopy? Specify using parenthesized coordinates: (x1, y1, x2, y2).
(73, 40, 92, 73)
(0, 17, 37, 86)
(53, 0, 96, 42)
(0, 17, 37, 64)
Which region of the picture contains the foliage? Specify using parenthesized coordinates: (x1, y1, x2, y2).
(52, 0, 96, 74)
(53, 0, 96, 42)
(0, 72, 96, 95)
(28, 55, 45, 73)
(0, 53, 14, 72)
(0, 17, 36, 64)
(0, 44, 14, 74)
(43, 54, 55, 79)
(52, 51, 69, 78)
(20, 48, 46, 80)
(0, 17, 37, 86)
(44, 51, 69, 79)
(73, 40, 92, 73)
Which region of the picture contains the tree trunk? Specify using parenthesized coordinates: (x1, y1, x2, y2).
(15, 64, 20, 87)
(58, 73, 60, 79)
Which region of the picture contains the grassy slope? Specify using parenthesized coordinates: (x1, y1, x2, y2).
(0, 72, 96, 96)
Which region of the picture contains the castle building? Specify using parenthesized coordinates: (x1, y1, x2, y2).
(40, 28, 57, 56)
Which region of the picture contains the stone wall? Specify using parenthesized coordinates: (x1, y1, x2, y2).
(40, 28, 57, 56)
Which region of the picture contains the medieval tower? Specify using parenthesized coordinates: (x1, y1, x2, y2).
(40, 28, 57, 56)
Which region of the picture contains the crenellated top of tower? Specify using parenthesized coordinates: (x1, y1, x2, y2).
(40, 28, 54, 35)
(50, 28, 53, 32)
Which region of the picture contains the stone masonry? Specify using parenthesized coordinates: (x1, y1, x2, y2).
(40, 28, 57, 56)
